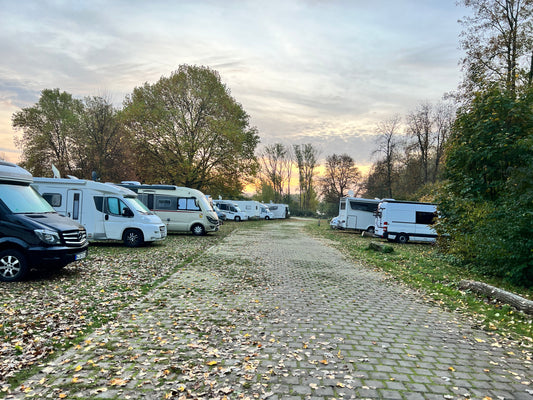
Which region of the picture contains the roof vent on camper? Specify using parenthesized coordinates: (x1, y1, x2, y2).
(348, 190, 354, 197)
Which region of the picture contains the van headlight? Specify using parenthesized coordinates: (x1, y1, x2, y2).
(35, 229, 61, 245)
(207, 215, 218, 224)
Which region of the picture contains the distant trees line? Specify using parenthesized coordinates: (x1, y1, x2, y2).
(13, 65, 260, 198)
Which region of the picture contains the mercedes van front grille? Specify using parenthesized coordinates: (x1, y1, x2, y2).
(62, 229, 88, 246)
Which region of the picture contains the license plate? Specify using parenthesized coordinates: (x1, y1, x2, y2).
(75, 251, 87, 260)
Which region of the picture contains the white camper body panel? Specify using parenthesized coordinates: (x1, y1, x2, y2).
(31, 178, 166, 246)
(232, 201, 261, 219)
(232, 201, 274, 220)
(374, 200, 437, 244)
(119, 184, 219, 235)
(338, 197, 380, 232)
(213, 200, 249, 221)
(267, 203, 290, 219)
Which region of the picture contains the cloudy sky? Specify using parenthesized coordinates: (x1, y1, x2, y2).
(0, 0, 468, 171)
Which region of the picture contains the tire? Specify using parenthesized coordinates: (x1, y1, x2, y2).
(366, 226, 375, 234)
(123, 229, 144, 247)
(265, 216, 270, 220)
(396, 233, 409, 244)
(0, 249, 29, 282)
(234, 216, 241, 222)
(191, 224, 206, 236)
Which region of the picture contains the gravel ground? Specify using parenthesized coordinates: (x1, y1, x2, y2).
(2, 219, 532, 399)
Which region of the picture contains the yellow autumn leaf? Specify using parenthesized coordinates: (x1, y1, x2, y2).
(483, 397, 493, 400)
(336, 382, 345, 387)
(448, 366, 456, 372)
(59, 394, 67, 399)
(320, 359, 328, 365)
(74, 365, 82, 372)
(71, 377, 79, 383)
(474, 338, 485, 343)
(207, 361, 218, 366)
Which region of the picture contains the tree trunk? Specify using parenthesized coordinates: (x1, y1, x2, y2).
(459, 280, 533, 315)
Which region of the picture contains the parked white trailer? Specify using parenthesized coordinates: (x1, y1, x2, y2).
(374, 200, 437, 244)
(337, 197, 380, 232)
(32, 177, 167, 247)
(119, 184, 219, 236)
(213, 200, 249, 221)
(267, 203, 290, 219)
(232, 200, 273, 220)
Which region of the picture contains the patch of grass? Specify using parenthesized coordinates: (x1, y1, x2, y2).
(306, 222, 533, 345)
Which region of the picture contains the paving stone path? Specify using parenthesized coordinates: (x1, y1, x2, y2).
(8, 220, 533, 399)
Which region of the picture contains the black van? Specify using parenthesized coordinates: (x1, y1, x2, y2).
(0, 162, 88, 281)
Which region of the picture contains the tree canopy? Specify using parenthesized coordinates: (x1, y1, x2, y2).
(121, 65, 259, 197)
(437, 86, 533, 284)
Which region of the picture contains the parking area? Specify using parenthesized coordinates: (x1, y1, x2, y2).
(4, 219, 533, 399)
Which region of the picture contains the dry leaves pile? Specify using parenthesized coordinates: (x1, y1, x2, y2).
(0, 232, 229, 389)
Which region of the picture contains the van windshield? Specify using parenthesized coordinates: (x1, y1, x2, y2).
(0, 184, 55, 214)
(127, 198, 154, 215)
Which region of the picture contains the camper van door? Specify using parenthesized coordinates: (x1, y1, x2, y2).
(67, 189, 83, 223)
(103, 196, 131, 240)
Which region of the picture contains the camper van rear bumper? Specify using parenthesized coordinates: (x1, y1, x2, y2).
(26, 244, 89, 267)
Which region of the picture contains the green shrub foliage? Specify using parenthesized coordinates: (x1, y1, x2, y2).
(437, 87, 533, 286)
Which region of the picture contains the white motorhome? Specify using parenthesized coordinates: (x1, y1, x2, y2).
(337, 197, 380, 232)
(212, 200, 249, 221)
(31, 177, 167, 247)
(374, 200, 438, 244)
(232, 200, 273, 220)
(267, 203, 290, 219)
(119, 184, 219, 236)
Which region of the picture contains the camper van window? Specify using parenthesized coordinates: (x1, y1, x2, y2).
(155, 196, 177, 210)
(188, 198, 200, 211)
(340, 201, 346, 210)
(106, 197, 128, 216)
(270, 206, 278, 211)
(349, 201, 378, 213)
(94, 196, 104, 212)
(72, 193, 80, 220)
(42, 193, 62, 207)
(416, 211, 437, 225)
(177, 197, 201, 211)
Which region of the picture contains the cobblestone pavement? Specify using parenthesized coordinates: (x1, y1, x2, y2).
(8, 220, 533, 400)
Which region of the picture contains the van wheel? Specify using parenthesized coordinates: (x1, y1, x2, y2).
(123, 229, 144, 247)
(265, 216, 270, 220)
(366, 226, 375, 234)
(234, 216, 241, 222)
(396, 233, 409, 244)
(191, 224, 206, 236)
(0, 250, 29, 282)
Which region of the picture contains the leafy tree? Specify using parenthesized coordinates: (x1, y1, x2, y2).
(76, 96, 134, 181)
(437, 86, 533, 285)
(13, 89, 83, 176)
(121, 65, 259, 196)
(293, 143, 319, 211)
(319, 154, 362, 203)
(459, 0, 533, 95)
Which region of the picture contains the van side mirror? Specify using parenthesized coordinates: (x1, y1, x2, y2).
(122, 208, 134, 217)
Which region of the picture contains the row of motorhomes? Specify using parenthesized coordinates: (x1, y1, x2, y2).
(0, 162, 290, 281)
(331, 195, 438, 244)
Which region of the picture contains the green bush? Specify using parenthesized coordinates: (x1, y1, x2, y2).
(437, 87, 533, 286)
